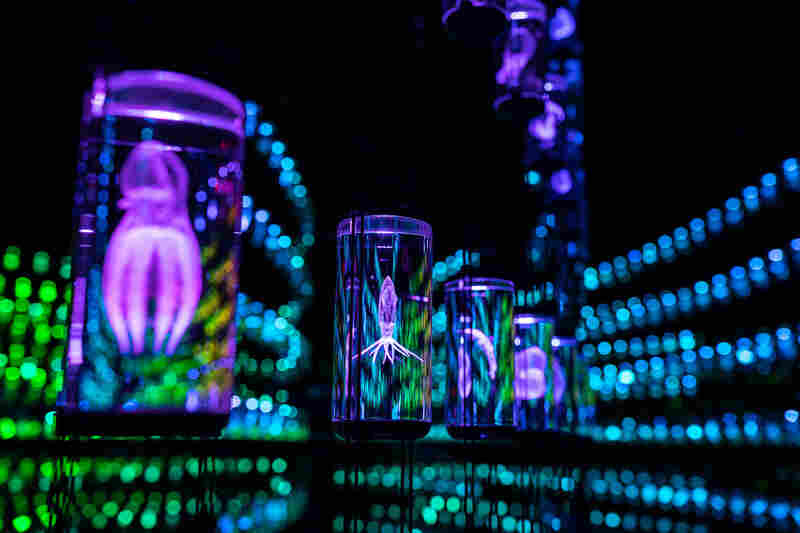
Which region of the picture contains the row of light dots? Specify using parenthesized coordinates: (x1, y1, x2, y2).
(578, 239, 799, 340)
(581, 157, 798, 291)
(584, 325, 798, 402)
(593, 412, 799, 447)
(584, 467, 799, 529)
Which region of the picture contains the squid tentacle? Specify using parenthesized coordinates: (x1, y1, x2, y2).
(153, 236, 179, 352)
(165, 227, 203, 355)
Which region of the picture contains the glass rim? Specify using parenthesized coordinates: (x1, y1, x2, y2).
(442, 1, 509, 25)
(336, 214, 432, 238)
(514, 313, 555, 324)
(444, 277, 515, 292)
(552, 336, 577, 347)
(95, 70, 245, 138)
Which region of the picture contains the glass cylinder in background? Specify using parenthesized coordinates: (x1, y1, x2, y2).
(445, 277, 515, 439)
(58, 70, 245, 436)
(551, 336, 576, 431)
(514, 313, 555, 433)
(332, 215, 433, 440)
(571, 337, 596, 438)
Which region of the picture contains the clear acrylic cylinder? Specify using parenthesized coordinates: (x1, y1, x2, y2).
(514, 313, 555, 433)
(58, 70, 245, 436)
(332, 215, 433, 440)
(445, 277, 515, 439)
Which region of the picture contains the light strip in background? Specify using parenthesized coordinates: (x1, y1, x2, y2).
(580, 157, 799, 292)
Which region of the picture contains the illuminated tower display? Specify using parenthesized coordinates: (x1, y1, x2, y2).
(332, 215, 433, 440)
(445, 277, 516, 439)
(58, 70, 245, 436)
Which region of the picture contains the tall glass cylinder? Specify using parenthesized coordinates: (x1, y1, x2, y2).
(58, 70, 245, 436)
(514, 313, 554, 433)
(332, 215, 433, 440)
(445, 277, 515, 439)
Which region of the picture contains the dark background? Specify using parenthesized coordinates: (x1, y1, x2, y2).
(7, 2, 797, 255)
(1, 2, 798, 530)
(3, 1, 797, 394)
(5, 0, 799, 414)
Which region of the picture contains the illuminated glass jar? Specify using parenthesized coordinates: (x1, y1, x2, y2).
(332, 215, 433, 440)
(445, 277, 515, 439)
(58, 70, 245, 436)
(514, 313, 555, 433)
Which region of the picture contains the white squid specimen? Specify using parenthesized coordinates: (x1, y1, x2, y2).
(352, 276, 423, 365)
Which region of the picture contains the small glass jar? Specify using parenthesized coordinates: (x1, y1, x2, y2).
(332, 215, 433, 440)
(445, 277, 516, 439)
(58, 70, 245, 436)
(514, 313, 555, 433)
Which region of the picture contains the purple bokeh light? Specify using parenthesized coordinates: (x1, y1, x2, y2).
(528, 99, 565, 147)
(550, 168, 573, 195)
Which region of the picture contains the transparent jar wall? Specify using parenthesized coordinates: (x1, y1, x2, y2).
(550, 337, 576, 431)
(572, 340, 596, 437)
(59, 71, 244, 421)
(332, 217, 433, 427)
(514, 316, 554, 432)
(445, 280, 515, 434)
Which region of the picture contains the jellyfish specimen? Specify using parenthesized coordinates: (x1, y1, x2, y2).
(352, 276, 422, 364)
(102, 140, 203, 355)
(457, 327, 498, 398)
(514, 345, 565, 402)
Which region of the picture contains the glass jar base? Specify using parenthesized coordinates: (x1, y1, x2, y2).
(446, 424, 518, 440)
(56, 410, 228, 437)
(332, 419, 431, 441)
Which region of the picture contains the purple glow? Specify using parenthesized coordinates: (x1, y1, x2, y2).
(90, 77, 106, 117)
(514, 346, 546, 400)
(507, 0, 547, 22)
(68, 276, 87, 365)
(353, 276, 422, 364)
(104, 103, 243, 138)
(457, 327, 497, 398)
(108, 70, 244, 119)
(550, 168, 573, 195)
(549, 7, 576, 40)
(102, 141, 203, 355)
(496, 25, 537, 87)
(528, 100, 565, 147)
(514, 346, 565, 402)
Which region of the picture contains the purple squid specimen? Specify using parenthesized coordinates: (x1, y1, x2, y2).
(102, 141, 202, 355)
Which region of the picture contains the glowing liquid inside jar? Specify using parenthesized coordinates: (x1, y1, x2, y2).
(332, 215, 433, 440)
